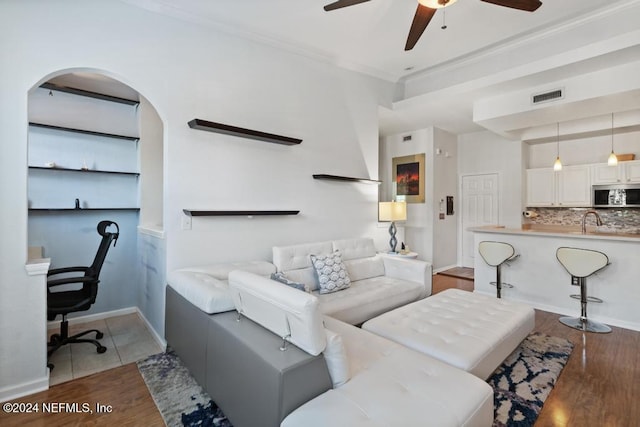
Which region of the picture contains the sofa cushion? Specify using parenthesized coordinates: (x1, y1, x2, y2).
(322, 328, 350, 388)
(331, 237, 377, 261)
(282, 316, 494, 427)
(167, 261, 276, 314)
(315, 276, 424, 325)
(343, 256, 385, 282)
(310, 250, 351, 294)
(228, 270, 326, 356)
(273, 241, 333, 272)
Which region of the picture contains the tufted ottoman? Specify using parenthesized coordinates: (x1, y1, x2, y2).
(362, 288, 535, 379)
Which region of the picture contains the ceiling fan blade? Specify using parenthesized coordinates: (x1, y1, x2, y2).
(480, 0, 542, 12)
(405, 5, 436, 51)
(324, 0, 371, 12)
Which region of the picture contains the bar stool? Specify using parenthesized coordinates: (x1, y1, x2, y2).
(556, 247, 611, 333)
(478, 241, 519, 298)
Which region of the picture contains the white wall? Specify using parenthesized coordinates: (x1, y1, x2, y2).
(458, 131, 524, 228)
(139, 96, 164, 230)
(0, 0, 393, 399)
(380, 129, 434, 262)
(432, 128, 458, 270)
(527, 130, 640, 169)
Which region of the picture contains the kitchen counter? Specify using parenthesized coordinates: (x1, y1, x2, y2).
(471, 226, 640, 331)
(469, 225, 640, 242)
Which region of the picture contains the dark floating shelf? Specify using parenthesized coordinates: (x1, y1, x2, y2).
(29, 122, 139, 141)
(29, 166, 139, 176)
(183, 210, 300, 217)
(40, 82, 139, 106)
(313, 174, 381, 185)
(29, 208, 140, 212)
(188, 119, 302, 146)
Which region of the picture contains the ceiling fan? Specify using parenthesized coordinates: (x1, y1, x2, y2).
(323, 0, 542, 51)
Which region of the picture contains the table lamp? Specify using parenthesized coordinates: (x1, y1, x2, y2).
(378, 201, 407, 253)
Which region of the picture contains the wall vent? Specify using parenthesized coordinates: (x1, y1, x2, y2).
(402, 135, 412, 142)
(531, 88, 563, 104)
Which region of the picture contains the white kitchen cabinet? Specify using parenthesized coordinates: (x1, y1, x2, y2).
(526, 168, 556, 206)
(526, 165, 591, 207)
(592, 160, 640, 184)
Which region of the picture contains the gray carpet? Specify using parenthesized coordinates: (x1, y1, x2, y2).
(139, 332, 572, 427)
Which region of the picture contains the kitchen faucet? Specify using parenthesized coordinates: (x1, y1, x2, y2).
(581, 210, 603, 234)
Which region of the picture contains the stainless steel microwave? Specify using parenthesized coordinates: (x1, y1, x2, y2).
(593, 184, 640, 207)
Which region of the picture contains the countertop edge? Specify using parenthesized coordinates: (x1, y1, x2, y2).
(469, 226, 640, 242)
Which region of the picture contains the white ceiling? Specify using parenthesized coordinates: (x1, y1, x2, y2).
(124, 0, 615, 81)
(122, 0, 640, 136)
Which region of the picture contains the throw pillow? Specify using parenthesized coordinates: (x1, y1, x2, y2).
(270, 272, 308, 292)
(310, 250, 351, 294)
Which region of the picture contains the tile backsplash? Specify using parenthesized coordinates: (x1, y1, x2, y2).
(525, 207, 640, 234)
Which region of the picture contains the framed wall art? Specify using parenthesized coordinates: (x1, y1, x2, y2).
(392, 153, 425, 203)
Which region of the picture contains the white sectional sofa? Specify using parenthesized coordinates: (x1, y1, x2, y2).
(272, 237, 432, 324)
(164, 237, 529, 427)
(228, 270, 494, 427)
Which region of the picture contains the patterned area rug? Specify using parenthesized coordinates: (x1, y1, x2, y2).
(137, 349, 231, 427)
(139, 333, 572, 427)
(487, 332, 574, 427)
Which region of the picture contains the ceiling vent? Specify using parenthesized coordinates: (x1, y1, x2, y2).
(531, 88, 564, 105)
(402, 135, 412, 142)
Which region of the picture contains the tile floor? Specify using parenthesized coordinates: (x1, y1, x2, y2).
(47, 312, 163, 386)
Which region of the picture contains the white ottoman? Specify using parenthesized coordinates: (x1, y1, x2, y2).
(362, 288, 535, 379)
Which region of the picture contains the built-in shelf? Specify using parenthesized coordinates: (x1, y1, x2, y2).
(312, 174, 381, 184)
(29, 208, 140, 212)
(40, 82, 140, 106)
(29, 166, 140, 176)
(188, 119, 302, 146)
(183, 209, 300, 217)
(29, 122, 139, 141)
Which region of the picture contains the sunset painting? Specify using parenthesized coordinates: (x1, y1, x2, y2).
(396, 162, 420, 196)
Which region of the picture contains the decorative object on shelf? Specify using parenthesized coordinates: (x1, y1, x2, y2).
(312, 174, 381, 184)
(187, 119, 302, 146)
(378, 201, 407, 253)
(45, 161, 56, 168)
(182, 209, 300, 217)
(553, 122, 562, 171)
(608, 113, 618, 166)
(81, 160, 89, 171)
(74, 198, 81, 209)
(392, 153, 425, 203)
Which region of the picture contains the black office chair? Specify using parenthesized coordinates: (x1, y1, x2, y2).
(47, 220, 119, 367)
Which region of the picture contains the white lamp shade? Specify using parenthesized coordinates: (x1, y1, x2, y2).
(379, 202, 407, 222)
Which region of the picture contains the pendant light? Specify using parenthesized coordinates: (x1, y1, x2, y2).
(553, 122, 562, 171)
(608, 113, 618, 166)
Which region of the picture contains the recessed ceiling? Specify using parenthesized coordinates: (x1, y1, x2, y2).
(124, 0, 617, 81)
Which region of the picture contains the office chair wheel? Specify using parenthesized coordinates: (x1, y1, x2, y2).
(97, 345, 107, 354)
(48, 334, 61, 345)
(95, 332, 104, 339)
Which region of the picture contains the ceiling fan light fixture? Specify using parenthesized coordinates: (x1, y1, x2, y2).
(418, 0, 458, 9)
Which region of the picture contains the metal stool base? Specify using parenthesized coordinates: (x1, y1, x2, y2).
(559, 316, 611, 333)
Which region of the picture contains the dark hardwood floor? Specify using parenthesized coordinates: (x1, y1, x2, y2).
(2, 274, 638, 426)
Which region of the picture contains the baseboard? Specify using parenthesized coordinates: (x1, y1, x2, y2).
(47, 307, 138, 329)
(47, 306, 167, 350)
(433, 264, 459, 274)
(473, 290, 640, 332)
(135, 308, 167, 350)
(0, 374, 49, 403)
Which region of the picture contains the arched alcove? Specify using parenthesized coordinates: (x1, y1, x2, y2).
(27, 69, 166, 383)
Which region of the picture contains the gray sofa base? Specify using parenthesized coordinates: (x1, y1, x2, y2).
(165, 285, 333, 427)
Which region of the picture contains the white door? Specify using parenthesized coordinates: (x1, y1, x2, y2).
(461, 174, 499, 268)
